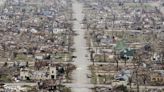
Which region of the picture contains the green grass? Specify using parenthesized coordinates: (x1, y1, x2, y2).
(90, 69, 114, 84)
(97, 75, 114, 84)
(89, 65, 115, 84)
(15, 54, 33, 61)
(94, 54, 113, 62)
(62, 87, 71, 92)
(91, 71, 97, 84)
(52, 52, 73, 62)
(89, 66, 98, 84)
(26, 86, 38, 92)
(126, 3, 152, 8)
(0, 74, 12, 82)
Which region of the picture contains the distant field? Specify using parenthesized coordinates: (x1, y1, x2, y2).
(0, 0, 5, 6)
(125, 3, 153, 8)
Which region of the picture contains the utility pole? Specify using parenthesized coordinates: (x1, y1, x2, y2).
(114, 51, 119, 71)
(90, 49, 95, 66)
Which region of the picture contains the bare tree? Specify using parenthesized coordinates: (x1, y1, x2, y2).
(114, 51, 119, 71)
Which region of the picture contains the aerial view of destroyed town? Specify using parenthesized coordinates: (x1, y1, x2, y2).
(0, 0, 164, 92)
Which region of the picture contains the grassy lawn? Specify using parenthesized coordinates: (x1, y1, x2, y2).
(24, 85, 71, 92)
(15, 54, 33, 61)
(90, 70, 97, 84)
(94, 54, 113, 62)
(61, 86, 71, 92)
(89, 65, 97, 84)
(52, 52, 73, 62)
(90, 65, 116, 84)
(106, 31, 152, 43)
(97, 74, 114, 84)
(0, 74, 12, 82)
(90, 68, 114, 84)
(125, 3, 152, 8)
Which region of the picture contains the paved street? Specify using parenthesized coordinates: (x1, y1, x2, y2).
(0, 0, 163, 92)
(71, 0, 92, 92)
